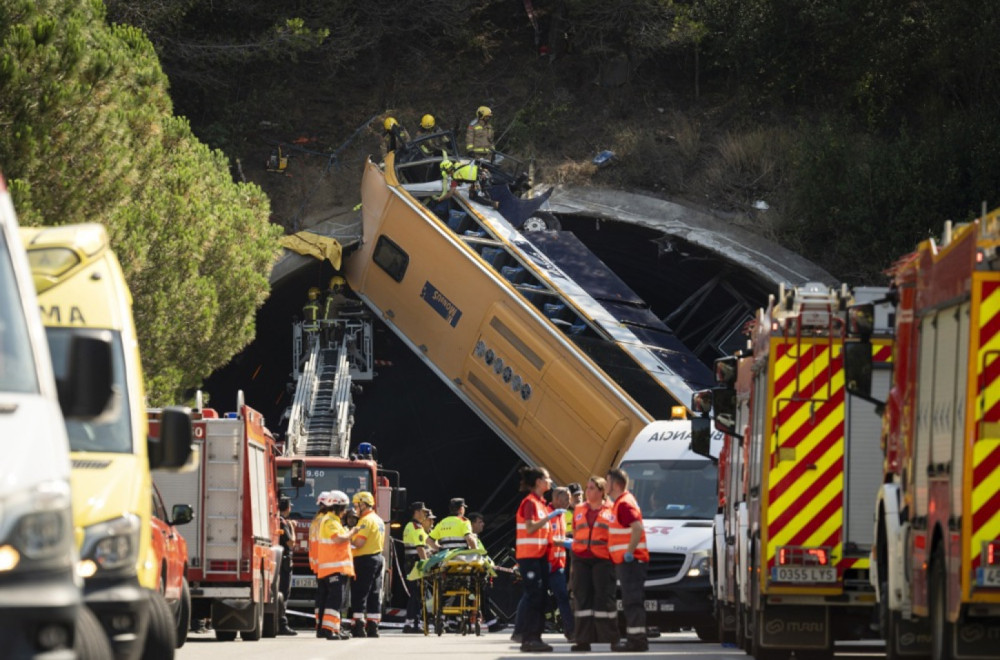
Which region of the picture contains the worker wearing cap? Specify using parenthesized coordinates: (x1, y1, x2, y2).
(466, 106, 494, 158)
(402, 501, 431, 633)
(317, 490, 356, 640)
(421, 509, 436, 534)
(277, 497, 297, 635)
(427, 497, 477, 552)
(349, 491, 385, 638)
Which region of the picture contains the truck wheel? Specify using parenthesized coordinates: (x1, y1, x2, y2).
(143, 589, 177, 660)
(175, 578, 191, 648)
(696, 624, 719, 642)
(214, 630, 237, 642)
(930, 553, 953, 660)
(522, 212, 560, 232)
(263, 590, 280, 638)
(240, 602, 264, 641)
(75, 605, 113, 660)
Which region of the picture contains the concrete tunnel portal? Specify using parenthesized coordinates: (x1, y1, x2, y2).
(203, 187, 834, 525)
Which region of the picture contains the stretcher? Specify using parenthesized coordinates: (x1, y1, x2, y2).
(407, 547, 496, 636)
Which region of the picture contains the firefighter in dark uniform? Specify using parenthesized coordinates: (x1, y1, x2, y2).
(278, 497, 298, 635)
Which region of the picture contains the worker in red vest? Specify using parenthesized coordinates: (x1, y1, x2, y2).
(605, 467, 649, 652)
(515, 465, 562, 653)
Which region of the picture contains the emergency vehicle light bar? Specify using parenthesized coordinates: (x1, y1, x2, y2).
(778, 546, 830, 566)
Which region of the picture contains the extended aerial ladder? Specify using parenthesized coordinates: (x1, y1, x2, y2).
(284, 313, 374, 457)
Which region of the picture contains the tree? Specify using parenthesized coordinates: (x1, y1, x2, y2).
(0, 0, 282, 403)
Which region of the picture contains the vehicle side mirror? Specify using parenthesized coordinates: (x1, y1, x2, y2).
(171, 503, 194, 526)
(714, 356, 739, 387)
(290, 459, 306, 487)
(58, 334, 113, 420)
(691, 416, 713, 459)
(691, 389, 713, 415)
(149, 406, 193, 470)
(711, 386, 737, 434)
(392, 486, 408, 512)
(847, 303, 875, 340)
(843, 342, 874, 398)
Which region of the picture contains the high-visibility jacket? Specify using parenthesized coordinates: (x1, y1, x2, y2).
(452, 161, 478, 184)
(303, 300, 320, 330)
(317, 513, 355, 579)
(353, 509, 385, 557)
(548, 506, 567, 571)
(516, 492, 550, 560)
(308, 513, 324, 574)
(571, 502, 614, 560)
(564, 509, 574, 536)
(430, 515, 473, 551)
(402, 520, 428, 560)
(608, 491, 649, 564)
(466, 119, 493, 156)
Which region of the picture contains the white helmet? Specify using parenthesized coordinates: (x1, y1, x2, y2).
(317, 491, 335, 507)
(329, 490, 350, 506)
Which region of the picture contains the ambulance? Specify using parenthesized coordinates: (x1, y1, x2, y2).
(21, 223, 192, 659)
(616, 409, 724, 640)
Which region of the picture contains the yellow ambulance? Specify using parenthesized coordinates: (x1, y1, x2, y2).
(21, 223, 191, 660)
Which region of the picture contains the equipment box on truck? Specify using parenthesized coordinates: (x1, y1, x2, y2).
(22, 222, 192, 660)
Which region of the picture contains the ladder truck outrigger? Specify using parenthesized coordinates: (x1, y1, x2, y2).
(276, 303, 406, 619)
(844, 208, 1000, 660)
(691, 282, 891, 660)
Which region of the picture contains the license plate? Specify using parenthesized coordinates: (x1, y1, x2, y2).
(644, 600, 657, 612)
(292, 575, 316, 589)
(771, 566, 837, 583)
(977, 567, 1000, 587)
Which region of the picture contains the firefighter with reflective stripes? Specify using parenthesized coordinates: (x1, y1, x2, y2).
(315, 491, 355, 640)
(547, 486, 574, 642)
(515, 466, 561, 653)
(303, 286, 321, 344)
(427, 497, 476, 552)
(466, 106, 494, 157)
(308, 492, 329, 634)
(606, 467, 649, 652)
(402, 501, 431, 633)
(570, 476, 617, 651)
(349, 491, 385, 638)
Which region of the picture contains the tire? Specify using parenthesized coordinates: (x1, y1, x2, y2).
(930, 553, 954, 660)
(215, 630, 237, 642)
(240, 601, 264, 641)
(175, 578, 191, 649)
(696, 623, 719, 643)
(75, 605, 113, 660)
(522, 211, 560, 233)
(264, 589, 285, 639)
(143, 589, 177, 660)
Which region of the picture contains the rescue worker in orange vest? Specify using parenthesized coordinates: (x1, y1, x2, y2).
(316, 490, 356, 640)
(515, 465, 561, 653)
(349, 491, 385, 638)
(547, 486, 574, 642)
(570, 476, 617, 652)
(308, 491, 330, 636)
(606, 467, 649, 652)
(466, 106, 494, 158)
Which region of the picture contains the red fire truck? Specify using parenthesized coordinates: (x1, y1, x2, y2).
(845, 210, 1000, 659)
(693, 282, 891, 659)
(152, 392, 285, 641)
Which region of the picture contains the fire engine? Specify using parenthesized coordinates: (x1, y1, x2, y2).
(845, 210, 1000, 659)
(693, 282, 891, 659)
(152, 392, 284, 641)
(276, 307, 405, 616)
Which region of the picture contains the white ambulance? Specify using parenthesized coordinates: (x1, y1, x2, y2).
(616, 408, 724, 641)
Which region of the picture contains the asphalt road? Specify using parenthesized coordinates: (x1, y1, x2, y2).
(176, 629, 885, 659)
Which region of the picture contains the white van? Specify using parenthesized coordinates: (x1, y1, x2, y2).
(0, 176, 111, 658)
(617, 410, 724, 640)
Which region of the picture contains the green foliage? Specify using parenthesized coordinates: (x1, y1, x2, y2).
(0, 0, 282, 404)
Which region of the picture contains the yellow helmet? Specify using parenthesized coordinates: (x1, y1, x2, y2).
(383, 117, 398, 132)
(421, 114, 435, 130)
(329, 275, 346, 290)
(307, 287, 321, 300)
(477, 106, 492, 119)
(352, 491, 375, 507)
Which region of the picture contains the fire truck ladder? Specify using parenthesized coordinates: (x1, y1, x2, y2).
(286, 318, 371, 458)
(203, 407, 243, 575)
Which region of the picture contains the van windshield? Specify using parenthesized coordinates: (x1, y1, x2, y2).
(623, 459, 717, 520)
(45, 328, 132, 453)
(0, 239, 38, 394)
(276, 464, 371, 519)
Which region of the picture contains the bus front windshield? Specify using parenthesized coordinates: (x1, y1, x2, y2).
(46, 327, 132, 454)
(276, 465, 371, 519)
(623, 459, 718, 520)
